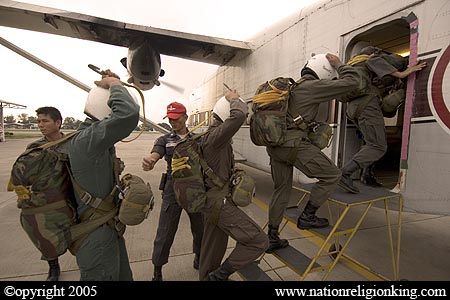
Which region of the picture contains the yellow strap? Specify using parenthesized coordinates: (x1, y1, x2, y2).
(9, 182, 31, 204)
(188, 118, 208, 135)
(253, 81, 289, 107)
(347, 54, 371, 66)
(7, 177, 16, 192)
(120, 82, 146, 143)
(172, 156, 191, 173)
(171, 117, 211, 174)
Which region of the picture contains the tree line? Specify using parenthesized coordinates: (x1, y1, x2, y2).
(4, 113, 172, 131)
(4, 113, 83, 130)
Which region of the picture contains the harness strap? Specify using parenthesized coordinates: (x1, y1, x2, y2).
(21, 200, 68, 215)
(121, 199, 151, 213)
(173, 122, 227, 188)
(67, 166, 118, 210)
(39, 131, 80, 150)
(69, 207, 119, 254)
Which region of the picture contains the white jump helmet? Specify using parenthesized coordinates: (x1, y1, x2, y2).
(212, 96, 230, 122)
(85, 86, 138, 121)
(302, 54, 337, 80)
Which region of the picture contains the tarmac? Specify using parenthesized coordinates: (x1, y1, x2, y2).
(0, 132, 449, 281)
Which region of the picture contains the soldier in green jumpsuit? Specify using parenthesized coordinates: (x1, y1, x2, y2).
(200, 91, 269, 281)
(338, 46, 426, 193)
(266, 53, 362, 253)
(69, 72, 139, 280)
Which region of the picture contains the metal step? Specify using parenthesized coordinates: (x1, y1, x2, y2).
(237, 261, 272, 281)
(272, 245, 320, 275)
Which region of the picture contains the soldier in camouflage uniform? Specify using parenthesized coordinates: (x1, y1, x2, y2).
(200, 90, 269, 281)
(265, 54, 363, 253)
(26, 106, 66, 281)
(8, 107, 68, 281)
(142, 102, 203, 281)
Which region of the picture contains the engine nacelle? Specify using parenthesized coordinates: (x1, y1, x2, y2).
(121, 39, 164, 91)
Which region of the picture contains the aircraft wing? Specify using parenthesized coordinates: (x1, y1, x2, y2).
(0, 0, 251, 65)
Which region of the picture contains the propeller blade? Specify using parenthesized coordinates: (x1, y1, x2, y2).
(159, 80, 185, 94)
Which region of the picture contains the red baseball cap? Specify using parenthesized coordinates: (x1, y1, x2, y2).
(164, 102, 186, 119)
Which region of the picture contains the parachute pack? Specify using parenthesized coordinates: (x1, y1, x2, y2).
(8, 132, 153, 259)
(344, 54, 406, 118)
(8, 132, 79, 260)
(250, 77, 296, 147)
(171, 132, 226, 213)
(250, 77, 333, 149)
(172, 130, 256, 213)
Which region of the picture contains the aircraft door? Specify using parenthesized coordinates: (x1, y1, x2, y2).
(337, 17, 414, 189)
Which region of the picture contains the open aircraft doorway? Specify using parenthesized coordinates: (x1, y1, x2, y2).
(340, 18, 412, 190)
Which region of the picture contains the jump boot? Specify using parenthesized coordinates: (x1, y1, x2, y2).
(204, 260, 234, 281)
(46, 258, 60, 281)
(361, 164, 383, 187)
(265, 224, 289, 253)
(338, 160, 360, 194)
(297, 202, 329, 229)
(152, 265, 163, 281)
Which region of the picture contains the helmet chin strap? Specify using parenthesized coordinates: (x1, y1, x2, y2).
(300, 67, 319, 79)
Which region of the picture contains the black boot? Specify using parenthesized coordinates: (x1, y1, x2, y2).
(338, 160, 360, 194)
(152, 265, 163, 281)
(193, 254, 200, 270)
(46, 259, 60, 281)
(297, 202, 329, 229)
(361, 164, 383, 187)
(265, 225, 289, 253)
(204, 260, 234, 281)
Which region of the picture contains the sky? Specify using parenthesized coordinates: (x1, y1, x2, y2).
(0, 0, 320, 124)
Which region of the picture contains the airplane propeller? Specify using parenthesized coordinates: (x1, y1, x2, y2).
(159, 80, 185, 94)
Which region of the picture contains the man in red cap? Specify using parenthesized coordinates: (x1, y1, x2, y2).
(164, 102, 186, 119)
(142, 102, 203, 281)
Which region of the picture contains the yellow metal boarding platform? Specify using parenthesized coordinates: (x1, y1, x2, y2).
(238, 182, 403, 281)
